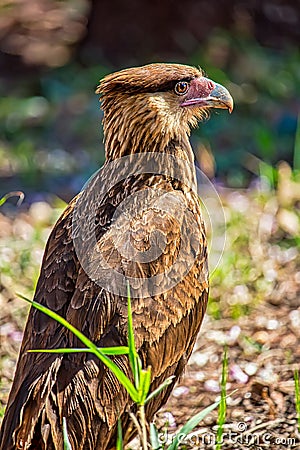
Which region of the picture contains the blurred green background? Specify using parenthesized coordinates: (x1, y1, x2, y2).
(0, 0, 299, 202)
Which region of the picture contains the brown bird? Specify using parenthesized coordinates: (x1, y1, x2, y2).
(0, 63, 233, 450)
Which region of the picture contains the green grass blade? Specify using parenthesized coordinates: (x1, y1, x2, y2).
(294, 114, 300, 171)
(0, 191, 24, 207)
(18, 293, 139, 403)
(216, 347, 228, 450)
(145, 376, 175, 405)
(167, 400, 221, 450)
(62, 417, 72, 450)
(127, 282, 140, 389)
(116, 418, 123, 450)
(28, 346, 129, 355)
(150, 422, 163, 450)
(294, 369, 300, 433)
(0, 405, 5, 420)
(138, 367, 152, 405)
(259, 160, 276, 189)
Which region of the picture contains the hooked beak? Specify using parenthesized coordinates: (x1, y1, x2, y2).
(181, 78, 234, 113)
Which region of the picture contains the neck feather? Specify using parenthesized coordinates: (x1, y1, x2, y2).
(102, 93, 195, 163)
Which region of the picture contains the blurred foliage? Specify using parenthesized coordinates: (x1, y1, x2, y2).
(0, 0, 90, 67)
(209, 162, 300, 320)
(0, 63, 106, 200)
(192, 30, 300, 186)
(0, 30, 300, 198)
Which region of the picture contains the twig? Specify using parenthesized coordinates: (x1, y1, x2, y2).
(128, 410, 142, 436)
(246, 418, 285, 434)
(128, 405, 149, 450)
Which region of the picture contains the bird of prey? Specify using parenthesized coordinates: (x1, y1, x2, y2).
(0, 63, 233, 450)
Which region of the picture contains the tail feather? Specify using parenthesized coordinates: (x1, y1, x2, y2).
(0, 357, 62, 450)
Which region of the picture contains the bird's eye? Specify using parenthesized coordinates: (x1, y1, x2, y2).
(174, 81, 189, 95)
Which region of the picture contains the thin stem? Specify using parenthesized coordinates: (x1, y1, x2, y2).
(128, 410, 143, 442)
(139, 404, 148, 450)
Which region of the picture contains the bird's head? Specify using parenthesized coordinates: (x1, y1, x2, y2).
(97, 63, 233, 158)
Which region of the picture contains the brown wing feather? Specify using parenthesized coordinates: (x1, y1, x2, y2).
(0, 171, 208, 450)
